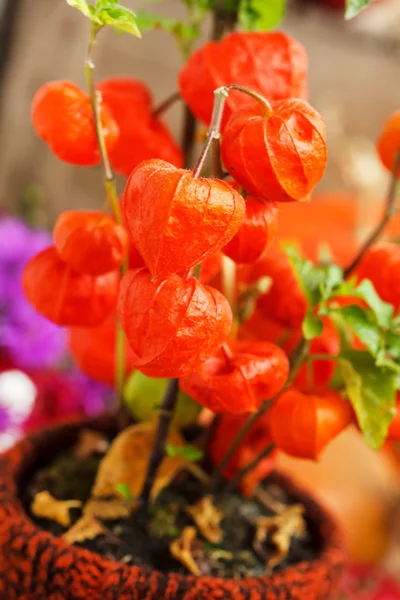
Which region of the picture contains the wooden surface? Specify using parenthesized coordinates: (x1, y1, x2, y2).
(0, 1, 400, 222)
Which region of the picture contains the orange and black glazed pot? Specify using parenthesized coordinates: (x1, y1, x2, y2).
(0, 416, 346, 600)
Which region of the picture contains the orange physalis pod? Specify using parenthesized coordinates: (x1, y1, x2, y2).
(122, 159, 245, 279)
(118, 268, 232, 378)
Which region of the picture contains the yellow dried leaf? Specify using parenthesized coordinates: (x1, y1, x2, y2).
(89, 422, 206, 509)
(74, 429, 109, 460)
(31, 491, 82, 528)
(84, 497, 133, 520)
(170, 527, 203, 576)
(186, 496, 223, 544)
(63, 514, 105, 545)
(254, 504, 306, 570)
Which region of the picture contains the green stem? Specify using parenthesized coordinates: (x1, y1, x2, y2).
(85, 23, 126, 407)
(225, 84, 273, 114)
(344, 151, 400, 277)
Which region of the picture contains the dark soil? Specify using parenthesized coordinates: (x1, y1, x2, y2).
(23, 428, 320, 579)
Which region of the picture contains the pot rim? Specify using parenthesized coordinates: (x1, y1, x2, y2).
(0, 414, 346, 594)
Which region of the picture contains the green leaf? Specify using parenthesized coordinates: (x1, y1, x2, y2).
(239, 0, 285, 31)
(335, 305, 380, 355)
(285, 245, 343, 308)
(387, 331, 400, 360)
(135, 10, 198, 40)
(95, 0, 118, 8)
(353, 279, 393, 329)
(302, 311, 323, 340)
(66, 0, 102, 23)
(165, 443, 204, 462)
(124, 371, 201, 429)
(285, 245, 324, 307)
(115, 483, 134, 499)
(96, 4, 141, 36)
(345, 0, 373, 20)
(340, 350, 396, 448)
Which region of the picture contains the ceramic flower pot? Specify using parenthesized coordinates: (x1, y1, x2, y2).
(0, 416, 346, 600)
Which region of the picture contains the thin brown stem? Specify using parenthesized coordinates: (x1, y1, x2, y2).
(210, 338, 309, 492)
(224, 443, 276, 493)
(137, 378, 180, 517)
(84, 23, 126, 408)
(344, 151, 400, 277)
(181, 105, 197, 168)
(153, 91, 181, 119)
(212, 0, 240, 40)
(209, 399, 274, 493)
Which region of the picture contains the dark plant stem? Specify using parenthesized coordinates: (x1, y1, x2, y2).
(209, 399, 274, 493)
(153, 91, 181, 119)
(181, 106, 197, 168)
(137, 378, 180, 516)
(201, 413, 222, 465)
(85, 23, 127, 414)
(212, 0, 241, 40)
(344, 151, 400, 277)
(210, 339, 309, 492)
(224, 443, 276, 493)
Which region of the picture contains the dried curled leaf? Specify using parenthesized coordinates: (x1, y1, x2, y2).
(74, 429, 109, 460)
(87, 423, 208, 519)
(31, 491, 82, 528)
(185, 496, 223, 544)
(254, 504, 306, 570)
(170, 527, 206, 576)
(63, 514, 106, 545)
(83, 496, 133, 520)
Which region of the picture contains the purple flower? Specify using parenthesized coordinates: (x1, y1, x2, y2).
(0, 216, 67, 369)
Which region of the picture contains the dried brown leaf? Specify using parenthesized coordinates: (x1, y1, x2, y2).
(74, 429, 109, 460)
(31, 491, 82, 528)
(185, 496, 223, 544)
(170, 527, 206, 576)
(254, 504, 307, 570)
(89, 422, 207, 511)
(83, 497, 133, 520)
(63, 514, 106, 545)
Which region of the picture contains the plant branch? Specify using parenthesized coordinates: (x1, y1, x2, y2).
(153, 91, 181, 119)
(85, 23, 126, 407)
(137, 378, 180, 517)
(225, 84, 273, 114)
(212, 0, 241, 40)
(209, 399, 274, 493)
(210, 338, 309, 492)
(192, 87, 229, 178)
(181, 106, 197, 169)
(224, 443, 276, 493)
(344, 151, 400, 277)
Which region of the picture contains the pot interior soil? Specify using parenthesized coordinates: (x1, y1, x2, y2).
(22, 426, 321, 580)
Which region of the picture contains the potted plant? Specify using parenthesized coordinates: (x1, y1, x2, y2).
(0, 0, 399, 598)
